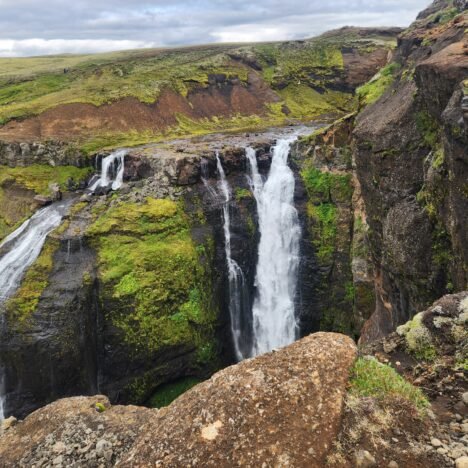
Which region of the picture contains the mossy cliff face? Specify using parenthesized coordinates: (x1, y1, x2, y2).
(86, 197, 220, 403)
(353, 3, 467, 342)
(292, 114, 375, 338)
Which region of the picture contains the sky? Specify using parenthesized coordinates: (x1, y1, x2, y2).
(0, 0, 431, 57)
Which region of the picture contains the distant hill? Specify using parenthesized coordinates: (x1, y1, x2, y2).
(0, 29, 398, 153)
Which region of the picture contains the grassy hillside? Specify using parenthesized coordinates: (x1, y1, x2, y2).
(0, 29, 397, 152)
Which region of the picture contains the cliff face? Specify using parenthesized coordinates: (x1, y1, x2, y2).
(292, 2, 467, 343)
(354, 3, 467, 342)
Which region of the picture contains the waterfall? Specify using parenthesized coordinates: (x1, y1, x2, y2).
(215, 154, 251, 361)
(247, 138, 301, 357)
(0, 372, 4, 421)
(88, 149, 127, 192)
(0, 199, 71, 419)
(0, 200, 71, 304)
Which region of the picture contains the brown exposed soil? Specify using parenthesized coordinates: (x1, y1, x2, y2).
(0, 72, 280, 143)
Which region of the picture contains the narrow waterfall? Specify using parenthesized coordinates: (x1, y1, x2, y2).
(247, 137, 301, 357)
(0, 199, 71, 419)
(0, 372, 4, 421)
(88, 149, 127, 192)
(216, 154, 251, 361)
(0, 201, 71, 304)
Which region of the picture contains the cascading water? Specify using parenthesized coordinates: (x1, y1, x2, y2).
(0, 201, 71, 303)
(88, 149, 127, 192)
(0, 199, 71, 419)
(0, 372, 4, 421)
(215, 154, 251, 361)
(246, 137, 301, 357)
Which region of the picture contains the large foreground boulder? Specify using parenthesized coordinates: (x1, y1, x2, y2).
(0, 332, 357, 467)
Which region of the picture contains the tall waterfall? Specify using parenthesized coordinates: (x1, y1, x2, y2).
(247, 137, 301, 356)
(88, 149, 127, 192)
(216, 154, 251, 361)
(0, 199, 71, 419)
(0, 201, 71, 303)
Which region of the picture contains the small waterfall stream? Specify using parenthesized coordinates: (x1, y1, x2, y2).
(88, 149, 127, 192)
(0, 200, 71, 420)
(0, 201, 72, 304)
(216, 154, 251, 361)
(247, 137, 301, 357)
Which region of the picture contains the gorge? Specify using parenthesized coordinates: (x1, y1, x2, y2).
(0, 1, 467, 466)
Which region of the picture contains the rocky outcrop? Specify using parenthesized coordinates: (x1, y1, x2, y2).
(0, 141, 90, 167)
(0, 332, 357, 467)
(359, 291, 468, 466)
(292, 114, 375, 337)
(353, 5, 467, 342)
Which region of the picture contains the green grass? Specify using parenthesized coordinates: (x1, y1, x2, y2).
(0, 31, 395, 138)
(350, 357, 429, 411)
(147, 377, 202, 408)
(0, 165, 92, 195)
(357, 63, 401, 105)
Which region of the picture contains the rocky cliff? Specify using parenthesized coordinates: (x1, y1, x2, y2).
(293, 1, 467, 343)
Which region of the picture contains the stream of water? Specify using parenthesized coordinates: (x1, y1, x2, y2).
(247, 137, 301, 357)
(216, 154, 251, 360)
(88, 149, 127, 192)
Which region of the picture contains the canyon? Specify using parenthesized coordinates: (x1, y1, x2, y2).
(0, 0, 467, 466)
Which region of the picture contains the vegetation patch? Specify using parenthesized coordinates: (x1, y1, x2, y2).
(397, 313, 437, 361)
(87, 198, 218, 361)
(147, 377, 202, 408)
(349, 357, 429, 411)
(0, 165, 92, 241)
(0, 165, 92, 195)
(357, 63, 401, 106)
(6, 237, 59, 325)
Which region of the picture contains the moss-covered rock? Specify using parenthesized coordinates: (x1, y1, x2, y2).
(87, 197, 220, 403)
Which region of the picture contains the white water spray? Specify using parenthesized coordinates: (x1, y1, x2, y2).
(247, 138, 301, 356)
(88, 149, 127, 192)
(0, 199, 71, 419)
(216, 154, 250, 361)
(0, 201, 70, 303)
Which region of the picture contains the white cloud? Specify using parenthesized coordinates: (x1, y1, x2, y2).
(0, 0, 432, 56)
(0, 39, 157, 57)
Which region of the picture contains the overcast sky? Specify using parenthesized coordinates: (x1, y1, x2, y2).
(0, 0, 431, 57)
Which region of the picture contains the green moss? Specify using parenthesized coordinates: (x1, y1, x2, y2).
(415, 111, 439, 148)
(235, 187, 252, 201)
(301, 167, 353, 204)
(0, 165, 92, 195)
(397, 313, 437, 361)
(432, 145, 445, 169)
(307, 203, 337, 263)
(147, 377, 202, 408)
(350, 357, 429, 412)
(6, 237, 59, 324)
(357, 63, 401, 105)
(301, 167, 353, 264)
(87, 198, 218, 359)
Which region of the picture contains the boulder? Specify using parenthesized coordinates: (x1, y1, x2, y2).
(120, 332, 357, 467)
(0, 333, 357, 467)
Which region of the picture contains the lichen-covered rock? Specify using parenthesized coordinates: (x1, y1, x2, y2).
(119, 332, 357, 467)
(0, 333, 357, 467)
(0, 395, 157, 467)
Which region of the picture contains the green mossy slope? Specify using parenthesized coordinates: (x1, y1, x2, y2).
(87, 198, 218, 361)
